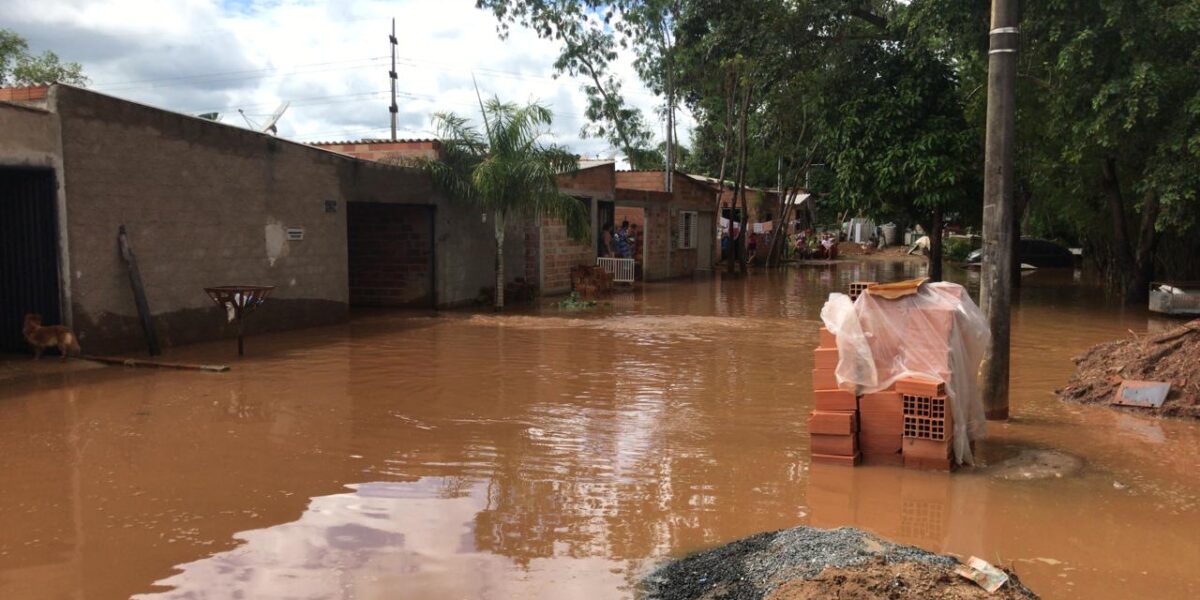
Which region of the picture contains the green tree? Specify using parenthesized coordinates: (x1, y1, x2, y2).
(1022, 0, 1199, 301)
(476, 1, 679, 171)
(0, 29, 87, 87)
(413, 96, 590, 311)
(915, 0, 1200, 301)
(674, 1, 976, 277)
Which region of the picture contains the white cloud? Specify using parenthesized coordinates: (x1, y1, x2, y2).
(2, 0, 694, 160)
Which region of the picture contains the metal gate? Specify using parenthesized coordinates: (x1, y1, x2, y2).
(0, 168, 62, 353)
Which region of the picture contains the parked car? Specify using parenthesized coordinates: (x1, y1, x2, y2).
(964, 238, 1075, 268)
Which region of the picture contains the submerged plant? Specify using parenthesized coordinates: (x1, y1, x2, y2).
(555, 292, 598, 310)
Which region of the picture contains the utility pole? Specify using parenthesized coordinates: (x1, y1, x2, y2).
(389, 18, 398, 141)
(980, 0, 1019, 421)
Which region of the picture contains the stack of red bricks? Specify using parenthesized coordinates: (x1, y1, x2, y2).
(809, 284, 959, 471)
(809, 327, 861, 466)
(569, 265, 614, 299)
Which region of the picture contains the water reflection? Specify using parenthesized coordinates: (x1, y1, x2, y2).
(2, 262, 1199, 600)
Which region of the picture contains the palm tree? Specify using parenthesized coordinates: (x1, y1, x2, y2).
(415, 96, 590, 311)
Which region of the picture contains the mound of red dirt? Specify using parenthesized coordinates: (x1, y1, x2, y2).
(1057, 319, 1200, 418)
(766, 558, 1034, 600)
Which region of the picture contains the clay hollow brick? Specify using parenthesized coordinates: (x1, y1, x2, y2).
(860, 433, 903, 455)
(818, 327, 837, 349)
(812, 452, 862, 466)
(902, 415, 952, 441)
(812, 368, 839, 391)
(808, 410, 858, 435)
(814, 389, 858, 412)
(813, 348, 839, 370)
(904, 455, 954, 472)
(811, 433, 858, 456)
(902, 437, 950, 461)
(895, 376, 946, 398)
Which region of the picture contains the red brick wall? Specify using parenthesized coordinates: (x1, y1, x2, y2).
(531, 164, 615, 294)
(539, 215, 593, 293)
(311, 140, 441, 162)
(617, 172, 718, 277)
(0, 85, 49, 102)
(559, 164, 615, 195)
(614, 170, 667, 191)
(346, 203, 434, 307)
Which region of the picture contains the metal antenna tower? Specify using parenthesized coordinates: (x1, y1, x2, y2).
(389, 18, 398, 141)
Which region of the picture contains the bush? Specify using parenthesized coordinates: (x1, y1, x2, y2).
(943, 236, 977, 262)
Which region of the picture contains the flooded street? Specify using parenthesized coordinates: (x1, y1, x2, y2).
(2, 262, 1198, 600)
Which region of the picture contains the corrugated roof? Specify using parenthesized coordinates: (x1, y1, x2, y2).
(578, 158, 616, 169)
(308, 138, 440, 146)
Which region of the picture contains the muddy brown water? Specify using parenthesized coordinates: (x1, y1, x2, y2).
(1, 262, 1198, 600)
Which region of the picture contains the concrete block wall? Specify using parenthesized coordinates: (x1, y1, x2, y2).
(53, 86, 352, 352)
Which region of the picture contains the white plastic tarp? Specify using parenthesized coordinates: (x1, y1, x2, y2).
(820, 282, 991, 464)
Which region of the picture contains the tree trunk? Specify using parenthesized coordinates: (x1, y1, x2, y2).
(928, 205, 943, 282)
(1101, 158, 1158, 303)
(715, 67, 736, 271)
(664, 63, 674, 192)
(1128, 189, 1160, 303)
(729, 82, 748, 274)
(494, 210, 505, 312)
(1101, 158, 1136, 282)
(1011, 187, 1031, 287)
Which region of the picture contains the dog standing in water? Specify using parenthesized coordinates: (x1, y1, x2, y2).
(22, 313, 82, 360)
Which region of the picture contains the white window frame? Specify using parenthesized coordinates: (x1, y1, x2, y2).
(678, 211, 698, 250)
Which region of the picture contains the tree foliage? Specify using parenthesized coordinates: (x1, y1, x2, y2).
(0, 29, 87, 87)
(477, 0, 1199, 298)
(914, 0, 1200, 299)
(476, 1, 681, 169)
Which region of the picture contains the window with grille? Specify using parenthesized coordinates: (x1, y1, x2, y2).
(678, 211, 698, 249)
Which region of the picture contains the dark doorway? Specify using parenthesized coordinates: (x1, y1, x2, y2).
(346, 203, 436, 308)
(597, 199, 614, 243)
(0, 168, 62, 353)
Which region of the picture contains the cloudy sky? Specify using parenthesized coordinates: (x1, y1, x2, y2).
(5, 0, 690, 158)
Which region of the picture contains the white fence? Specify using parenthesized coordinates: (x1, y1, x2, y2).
(596, 257, 635, 284)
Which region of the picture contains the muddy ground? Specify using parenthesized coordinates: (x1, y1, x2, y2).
(1057, 319, 1200, 418)
(641, 527, 1038, 600)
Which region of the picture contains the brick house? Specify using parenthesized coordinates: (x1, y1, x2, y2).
(314, 139, 607, 296)
(614, 170, 719, 277)
(0, 85, 506, 353)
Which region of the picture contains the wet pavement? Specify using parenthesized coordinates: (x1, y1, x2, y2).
(1, 262, 1198, 599)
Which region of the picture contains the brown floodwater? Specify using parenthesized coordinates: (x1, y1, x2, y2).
(1, 261, 1198, 600)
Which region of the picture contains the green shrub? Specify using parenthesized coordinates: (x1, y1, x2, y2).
(943, 237, 977, 262)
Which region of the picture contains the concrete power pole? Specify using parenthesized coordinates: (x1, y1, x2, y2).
(389, 18, 398, 142)
(980, 0, 1019, 420)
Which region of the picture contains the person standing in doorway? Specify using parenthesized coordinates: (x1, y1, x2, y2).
(614, 220, 632, 258)
(599, 223, 614, 257)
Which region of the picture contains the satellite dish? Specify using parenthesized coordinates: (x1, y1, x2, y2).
(237, 101, 290, 135)
(260, 101, 289, 135)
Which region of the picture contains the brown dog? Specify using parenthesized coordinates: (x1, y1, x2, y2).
(22, 313, 82, 361)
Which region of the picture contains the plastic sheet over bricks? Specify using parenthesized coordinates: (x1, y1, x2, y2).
(820, 282, 991, 464)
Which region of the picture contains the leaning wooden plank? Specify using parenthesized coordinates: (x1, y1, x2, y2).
(82, 355, 230, 372)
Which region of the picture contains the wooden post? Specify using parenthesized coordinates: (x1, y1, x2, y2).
(117, 225, 160, 356)
(980, 0, 1019, 420)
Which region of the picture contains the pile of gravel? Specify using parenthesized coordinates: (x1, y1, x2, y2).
(641, 527, 1035, 600)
